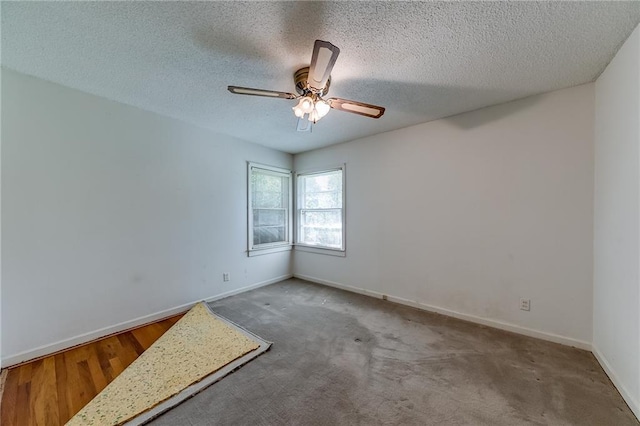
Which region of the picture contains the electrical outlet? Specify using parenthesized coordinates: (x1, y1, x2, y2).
(520, 298, 530, 311)
(223, 273, 230, 282)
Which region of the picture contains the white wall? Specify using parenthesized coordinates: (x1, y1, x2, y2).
(1, 69, 292, 365)
(294, 83, 595, 347)
(593, 24, 640, 418)
(0, 66, 4, 365)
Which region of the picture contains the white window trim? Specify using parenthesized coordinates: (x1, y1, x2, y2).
(248, 245, 292, 257)
(247, 162, 293, 256)
(294, 164, 346, 255)
(295, 245, 346, 257)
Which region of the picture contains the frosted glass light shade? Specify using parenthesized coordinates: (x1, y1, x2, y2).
(308, 109, 320, 123)
(315, 100, 330, 118)
(292, 106, 304, 117)
(300, 96, 314, 114)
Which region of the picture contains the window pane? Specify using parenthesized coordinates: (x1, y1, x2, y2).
(253, 209, 285, 227)
(255, 173, 284, 193)
(253, 173, 287, 209)
(254, 226, 285, 245)
(303, 172, 342, 192)
(303, 191, 341, 209)
(301, 210, 341, 227)
(301, 170, 342, 209)
(300, 226, 342, 248)
(254, 191, 283, 209)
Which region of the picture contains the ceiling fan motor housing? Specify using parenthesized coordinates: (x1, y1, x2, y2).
(294, 67, 330, 96)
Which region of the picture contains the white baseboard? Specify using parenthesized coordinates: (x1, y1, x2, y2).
(1, 274, 291, 368)
(592, 345, 640, 420)
(294, 274, 592, 351)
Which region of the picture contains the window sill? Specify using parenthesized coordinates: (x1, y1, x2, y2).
(294, 245, 346, 257)
(248, 245, 292, 257)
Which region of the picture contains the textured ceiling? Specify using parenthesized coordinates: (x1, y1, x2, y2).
(3, 2, 640, 154)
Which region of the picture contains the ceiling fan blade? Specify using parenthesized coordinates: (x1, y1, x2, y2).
(227, 86, 297, 99)
(308, 40, 340, 92)
(327, 98, 385, 119)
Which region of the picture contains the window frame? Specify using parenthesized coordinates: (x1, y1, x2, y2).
(294, 165, 346, 256)
(247, 162, 293, 256)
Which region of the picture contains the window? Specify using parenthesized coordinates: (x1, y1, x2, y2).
(248, 163, 292, 255)
(296, 167, 345, 253)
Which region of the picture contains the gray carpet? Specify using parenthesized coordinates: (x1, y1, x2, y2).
(151, 278, 638, 425)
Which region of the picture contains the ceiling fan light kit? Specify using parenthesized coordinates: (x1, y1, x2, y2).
(228, 40, 385, 132)
(292, 93, 331, 123)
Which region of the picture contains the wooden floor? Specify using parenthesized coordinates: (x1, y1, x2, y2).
(0, 314, 183, 426)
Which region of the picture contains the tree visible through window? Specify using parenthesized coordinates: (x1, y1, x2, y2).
(296, 168, 344, 250)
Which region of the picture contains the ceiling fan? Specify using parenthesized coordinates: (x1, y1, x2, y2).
(228, 40, 385, 132)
